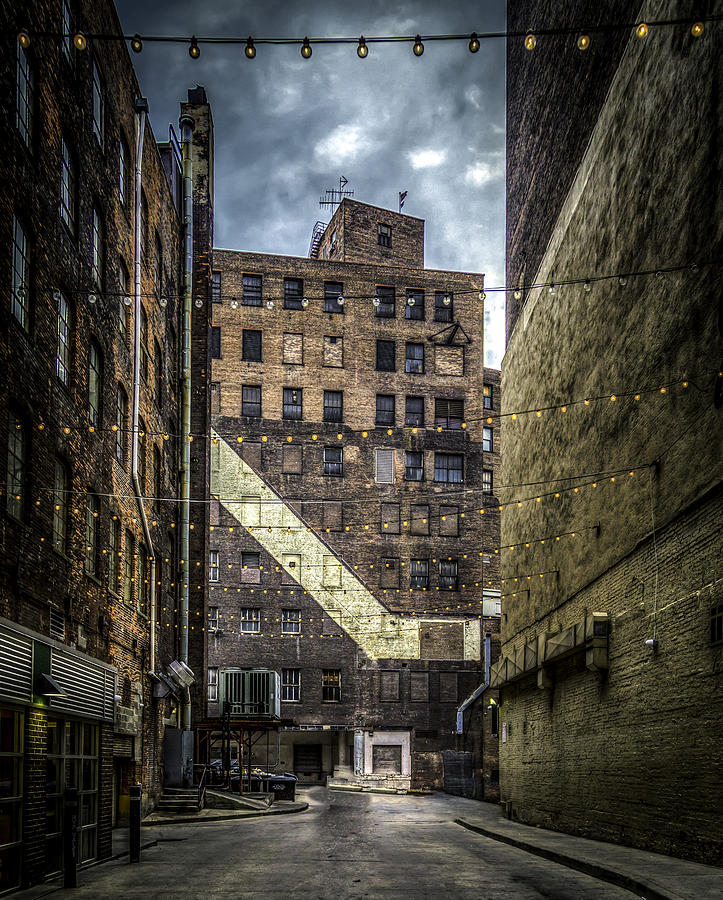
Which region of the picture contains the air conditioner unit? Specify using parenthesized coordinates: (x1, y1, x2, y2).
(167, 660, 195, 688)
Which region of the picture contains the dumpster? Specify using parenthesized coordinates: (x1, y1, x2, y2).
(267, 774, 297, 801)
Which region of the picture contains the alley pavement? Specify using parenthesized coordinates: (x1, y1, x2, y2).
(15, 788, 723, 899)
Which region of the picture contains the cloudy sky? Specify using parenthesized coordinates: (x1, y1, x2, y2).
(116, 0, 507, 366)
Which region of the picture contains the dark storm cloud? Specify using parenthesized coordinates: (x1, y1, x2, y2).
(116, 0, 506, 365)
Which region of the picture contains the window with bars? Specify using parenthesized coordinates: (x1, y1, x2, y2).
(242, 273, 262, 306)
(240, 608, 261, 633)
(376, 340, 395, 372)
(115, 385, 127, 464)
(211, 271, 221, 302)
(84, 492, 99, 577)
(6, 411, 25, 521)
(242, 386, 261, 417)
(405, 396, 424, 427)
(11, 216, 30, 329)
(435, 398, 464, 430)
(322, 670, 341, 702)
(482, 469, 493, 493)
(434, 291, 453, 322)
(405, 289, 424, 320)
(91, 206, 103, 288)
(483, 384, 493, 409)
(209, 550, 219, 582)
(410, 559, 429, 590)
(118, 137, 129, 207)
(16, 44, 33, 147)
(109, 517, 120, 592)
(282, 669, 301, 702)
(242, 329, 261, 361)
(405, 342, 424, 374)
(375, 286, 395, 318)
(323, 447, 343, 476)
(91, 58, 103, 145)
(282, 609, 302, 634)
(405, 451, 423, 481)
(56, 292, 71, 386)
(323, 391, 343, 422)
(283, 388, 303, 420)
(324, 281, 344, 313)
(378, 223, 392, 247)
(375, 395, 395, 426)
(375, 449, 394, 484)
(439, 559, 458, 591)
(60, 138, 77, 232)
(53, 459, 68, 554)
(284, 278, 304, 309)
(434, 453, 464, 483)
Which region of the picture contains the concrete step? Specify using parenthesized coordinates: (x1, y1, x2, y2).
(157, 799, 200, 813)
(162, 788, 198, 798)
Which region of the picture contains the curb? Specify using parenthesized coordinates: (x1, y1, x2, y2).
(143, 801, 308, 827)
(455, 819, 683, 900)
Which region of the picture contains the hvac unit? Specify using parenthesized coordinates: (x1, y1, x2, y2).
(219, 668, 280, 718)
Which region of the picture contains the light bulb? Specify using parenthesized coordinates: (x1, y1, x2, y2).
(245, 37, 256, 59)
(619, 276, 627, 286)
(194, 298, 203, 308)
(189, 37, 200, 59)
(373, 297, 381, 307)
(357, 36, 368, 58)
(442, 294, 451, 306)
(301, 37, 312, 58)
(469, 32, 480, 53)
(73, 33, 87, 51)
(577, 34, 590, 51)
(230, 299, 238, 309)
(131, 34, 143, 53)
(513, 289, 522, 300)
(123, 295, 132, 307)
(479, 290, 486, 300)
(691, 22, 704, 38)
(337, 295, 345, 306)
(18, 30, 30, 48)
(407, 297, 415, 306)
(266, 299, 274, 309)
(159, 296, 168, 308)
(413, 35, 424, 56)
(583, 281, 591, 292)
(88, 293, 97, 304)
(548, 283, 556, 295)
(524, 33, 536, 51)
(301, 297, 309, 307)
(636, 23, 648, 38)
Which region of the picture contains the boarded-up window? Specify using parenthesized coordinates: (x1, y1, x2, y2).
(240, 495, 260, 526)
(381, 557, 399, 589)
(439, 672, 459, 703)
(420, 623, 465, 660)
(282, 552, 301, 585)
(323, 554, 341, 587)
(323, 500, 342, 532)
(241, 441, 261, 471)
(283, 332, 303, 364)
(210, 382, 220, 415)
(439, 505, 459, 536)
(323, 335, 343, 367)
(410, 671, 429, 702)
(380, 502, 400, 534)
(282, 444, 302, 474)
(379, 671, 400, 702)
(375, 449, 394, 483)
(372, 745, 402, 774)
(410, 504, 429, 536)
(435, 345, 464, 376)
(281, 503, 301, 530)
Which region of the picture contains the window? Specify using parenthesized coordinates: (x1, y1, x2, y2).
(118, 137, 129, 206)
(91, 206, 103, 288)
(60, 138, 77, 232)
(375, 286, 395, 318)
(282, 444, 302, 474)
(282, 609, 301, 634)
(153, 233, 162, 297)
(440, 559, 458, 591)
(91, 59, 103, 145)
(434, 291, 453, 322)
(410, 559, 429, 590)
(140, 193, 148, 267)
(435, 398, 464, 430)
(242, 386, 261, 417)
(483, 427, 493, 452)
(61, 0, 73, 62)
(209, 550, 219, 582)
(483, 384, 493, 409)
(323, 334, 344, 368)
(284, 278, 304, 309)
(434, 453, 464, 483)
(53, 459, 68, 553)
(440, 672, 458, 703)
(211, 271, 221, 302)
(241, 551, 260, 582)
(210, 382, 220, 415)
(55, 291, 71, 386)
(16, 43, 33, 147)
(154, 339, 163, 404)
(405, 342, 424, 374)
(140, 307, 149, 382)
(109, 517, 120, 591)
(711, 603, 723, 645)
(324, 281, 344, 313)
(211, 326, 222, 359)
(378, 223, 392, 247)
(490, 705, 499, 737)
(379, 670, 400, 702)
(11, 216, 29, 329)
(323, 391, 343, 422)
(282, 669, 301, 702)
(282, 333, 303, 365)
(242, 329, 261, 361)
(380, 502, 400, 534)
(115, 384, 127, 464)
(88, 341, 101, 426)
(6, 411, 25, 520)
(283, 388, 303, 420)
(375, 448, 394, 484)
(405, 451, 423, 481)
(242, 273, 262, 306)
(240, 608, 260, 633)
(153, 446, 161, 507)
(84, 492, 99, 577)
(482, 469, 493, 493)
(376, 395, 395, 426)
(322, 501, 342, 532)
(324, 447, 342, 476)
(138, 544, 149, 612)
(376, 340, 395, 372)
(137, 419, 146, 488)
(207, 667, 218, 702)
(381, 557, 399, 589)
(322, 670, 341, 702)
(410, 672, 429, 702)
(405, 289, 424, 320)
(122, 532, 134, 604)
(440, 506, 459, 537)
(405, 396, 424, 427)
(410, 504, 429, 535)
(208, 606, 219, 631)
(118, 259, 130, 337)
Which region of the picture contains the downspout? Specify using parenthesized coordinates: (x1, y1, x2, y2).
(179, 113, 195, 730)
(131, 97, 157, 677)
(455, 632, 491, 734)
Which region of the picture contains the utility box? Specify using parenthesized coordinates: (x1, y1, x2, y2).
(164, 727, 194, 787)
(219, 669, 280, 717)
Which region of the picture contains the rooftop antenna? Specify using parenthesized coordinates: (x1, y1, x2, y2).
(319, 176, 354, 214)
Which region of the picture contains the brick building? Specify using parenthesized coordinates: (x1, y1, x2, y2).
(0, 0, 191, 890)
(495, 0, 722, 864)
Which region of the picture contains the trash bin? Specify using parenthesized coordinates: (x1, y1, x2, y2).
(267, 774, 296, 801)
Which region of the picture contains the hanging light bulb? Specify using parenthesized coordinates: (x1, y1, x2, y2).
(524, 33, 536, 51)
(407, 296, 415, 306)
(194, 298, 203, 308)
(373, 296, 381, 307)
(691, 21, 704, 38)
(337, 295, 345, 306)
(123, 294, 132, 307)
(189, 36, 201, 59)
(301, 37, 312, 59)
(618, 276, 627, 286)
(577, 34, 591, 51)
(548, 283, 556, 295)
(245, 37, 256, 59)
(478, 290, 486, 301)
(74, 32, 87, 50)
(413, 34, 424, 56)
(469, 32, 480, 53)
(357, 36, 368, 58)
(88, 293, 97, 304)
(636, 22, 648, 38)
(159, 296, 168, 308)
(442, 294, 451, 306)
(230, 299, 238, 309)
(131, 34, 143, 53)
(513, 289, 522, 300)
(266, 299, 274, 309)
(583, 281, 592, 292)
(301, 297, 309, 308)
(18, 30, 31, 48)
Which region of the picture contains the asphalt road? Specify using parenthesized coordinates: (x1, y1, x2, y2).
(30, 788, 635, 899)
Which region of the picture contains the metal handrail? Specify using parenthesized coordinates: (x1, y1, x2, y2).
(197, 765, 207, 810)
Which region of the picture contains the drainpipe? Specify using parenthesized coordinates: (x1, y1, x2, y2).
(455, 632, 491, 734)
(131, 97, 157, 677)
(179, 113, 195, 730)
